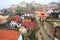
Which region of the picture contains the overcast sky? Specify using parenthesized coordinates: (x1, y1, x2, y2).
(0, 0, 59, 9)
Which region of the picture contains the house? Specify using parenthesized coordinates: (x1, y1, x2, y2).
(31, 1, 40, 7)
(0, 15, 9, 24)
(0, 30, 20, 40)
(36, 11, 49, 17)
(9, 15, 21, 28)
(35, 11, 49, 20)
(47, 9, 53, 14)
(58, 11, 60, 18)
(10, 5, 18, 9)
(22, 13, 34, 17)
(0, 10, 3, 15)
(51, 11, 59, 19)
(19, 1, 27, 7)
(10, 15, 21, 22)
(22, 19, 36, 29)
(48, 2, 60, 10)
(9, 5, 18, 13)
(19, 26, 27, 34)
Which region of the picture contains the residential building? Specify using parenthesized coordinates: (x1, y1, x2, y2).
(0, 10, 3, 15)
(48, 2, 60, 10)
(31, 1, 40, 8)
(9, 5, 18, 13)
(19, 1, 27, 7)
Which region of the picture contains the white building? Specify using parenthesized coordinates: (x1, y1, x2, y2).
(19, 1, 27, 7)
(19, 26, 27, 34)
(31, 1, 40, 7)
(47, 9, 53, 14)
(22, 13, 34, 17)
(9, 21, 21, 28)
(18, 34, 22, 40)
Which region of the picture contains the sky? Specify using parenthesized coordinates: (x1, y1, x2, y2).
(0, 0, 59, 9)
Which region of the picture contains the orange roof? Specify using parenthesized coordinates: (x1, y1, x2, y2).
(0, 30, 20, 40)
(10, 15, 21, 22)
(22, 19, 36, 29)
(22, 19, 31, 23)
(36, 11, 49, 17)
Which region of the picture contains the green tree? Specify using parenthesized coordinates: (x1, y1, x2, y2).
(16, 9, 25, 16)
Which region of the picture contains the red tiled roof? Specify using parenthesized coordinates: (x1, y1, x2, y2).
(11, 15, 21, 22)
(36, 11, 49, 17)
(22, 19, 36, 29)
(0, 30, 20, 40)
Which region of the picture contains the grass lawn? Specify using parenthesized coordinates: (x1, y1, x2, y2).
(48, 22, 60, 26)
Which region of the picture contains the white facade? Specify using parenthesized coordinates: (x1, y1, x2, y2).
(54, 37, 59, 40)
(58, 14, 60, 18)
(23, 14, 34, 17)
(18, 34, 22, 40)
(47, 9, 53, 14)
(19, 1, 27, 7)
(31, 1, 40, 7)
(21, 16, 24, 19)
(19, 26, 27, 34)
(9, 21, 21, 28)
